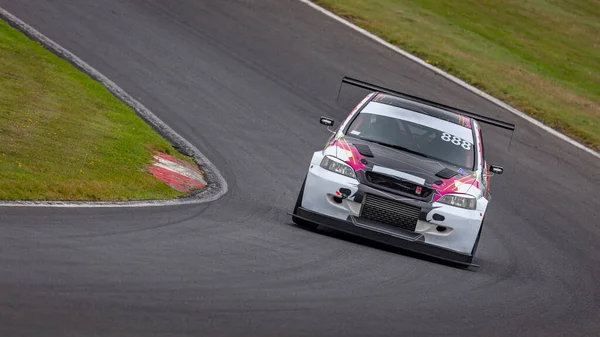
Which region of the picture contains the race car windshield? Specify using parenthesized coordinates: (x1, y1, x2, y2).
(346, 102, 475, 169)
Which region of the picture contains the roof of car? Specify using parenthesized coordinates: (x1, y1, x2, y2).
(368, 93, 472, 129)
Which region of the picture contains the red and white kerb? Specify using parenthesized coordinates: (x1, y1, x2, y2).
(148, 153, 206, 193)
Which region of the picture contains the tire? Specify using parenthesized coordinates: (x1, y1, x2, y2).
(292, 175, 319, 230)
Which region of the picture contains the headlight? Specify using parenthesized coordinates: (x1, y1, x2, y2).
(320, 156, 355, 178)
(438, 194, 477, 210)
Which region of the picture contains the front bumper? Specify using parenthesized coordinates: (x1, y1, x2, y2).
(292, 206, 478, 267)
(297, 156, 485, 266)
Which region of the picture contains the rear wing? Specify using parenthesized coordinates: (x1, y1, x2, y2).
(339, 76, 516, 131)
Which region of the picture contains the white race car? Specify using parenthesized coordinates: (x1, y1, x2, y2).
(291, 77, 514, 267)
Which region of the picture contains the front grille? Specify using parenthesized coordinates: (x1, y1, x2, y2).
(365, 171, 432, 198)
(360, 194, 421, 231)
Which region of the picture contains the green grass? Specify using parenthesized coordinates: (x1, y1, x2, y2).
(0, 19, 198, 201)
(315, 0, 600, 150)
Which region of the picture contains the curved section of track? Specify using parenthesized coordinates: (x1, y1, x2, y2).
(1, 1, 599, 336)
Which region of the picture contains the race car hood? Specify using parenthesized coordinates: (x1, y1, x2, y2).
(326, 136, 479, 201)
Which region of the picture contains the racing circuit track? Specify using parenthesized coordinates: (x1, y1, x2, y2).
(1, 1, 599, 336)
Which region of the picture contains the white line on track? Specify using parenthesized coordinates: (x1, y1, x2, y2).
(299, 0, 600, 160)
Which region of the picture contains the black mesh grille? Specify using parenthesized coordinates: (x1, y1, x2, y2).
(360, 194, 421, 231)
(365, 171, 432, 198)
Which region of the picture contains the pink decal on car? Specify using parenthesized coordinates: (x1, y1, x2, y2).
(432, 173, 478, 201)
(331, 138, 366, 171)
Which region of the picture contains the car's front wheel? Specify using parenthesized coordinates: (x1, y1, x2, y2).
(292, 175, 319, 230)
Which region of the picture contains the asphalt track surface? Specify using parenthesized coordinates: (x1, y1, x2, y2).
(1, 1, 599, 336)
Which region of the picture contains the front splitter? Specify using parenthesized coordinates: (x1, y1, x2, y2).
(290, 207, 479, 268)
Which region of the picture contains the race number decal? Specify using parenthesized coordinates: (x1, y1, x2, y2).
(441, 133, 472, 150)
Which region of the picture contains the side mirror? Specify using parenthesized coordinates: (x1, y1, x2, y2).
(320, 117, 336, 134)
(319, 117, 335, 127)
(489, 165, 504, 175)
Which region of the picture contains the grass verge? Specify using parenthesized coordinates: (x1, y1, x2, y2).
(314, 0, 600, 151)
(0, 19, 198, 201)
